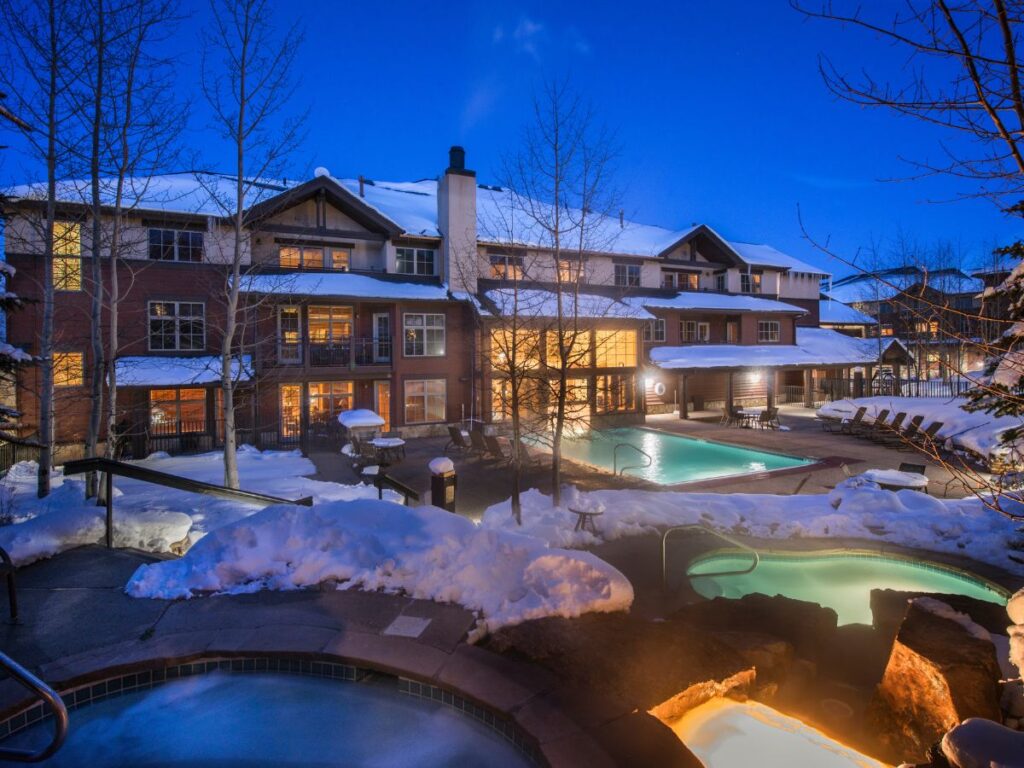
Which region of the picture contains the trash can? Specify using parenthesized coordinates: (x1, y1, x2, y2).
(428, 457, 457, 512)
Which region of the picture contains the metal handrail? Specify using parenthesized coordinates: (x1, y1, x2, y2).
(661, 524, 760, 591)
(374, 473, 420, 505)
(613, 443, 652, 477)
(0, 651, 68, 762)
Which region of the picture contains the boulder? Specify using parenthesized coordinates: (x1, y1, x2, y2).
(866, 600, 1003, 764)
(871, 589, 1012, 646)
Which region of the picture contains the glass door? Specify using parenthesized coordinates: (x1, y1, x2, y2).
(375, 380, 391, 431)
(373, 312, 391, 362)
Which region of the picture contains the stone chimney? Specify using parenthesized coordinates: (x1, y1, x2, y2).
(438, 145, 478, 294)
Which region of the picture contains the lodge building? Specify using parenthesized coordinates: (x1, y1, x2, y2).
(0, 148, 900, 457)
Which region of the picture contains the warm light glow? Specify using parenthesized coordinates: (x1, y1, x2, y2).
(668, 699, 887, 768)
(747, 371, 761, 384)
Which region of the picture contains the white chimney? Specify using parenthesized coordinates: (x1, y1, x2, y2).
(437, 145, 478, 294)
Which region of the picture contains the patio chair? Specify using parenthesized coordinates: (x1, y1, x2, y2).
(445, 425, 471, 455)
(839, 407, 868, 435)
(908, 421, 944, 452)
(484, 434, 512, 463)
(854, 409, 887, 439)
(381, 429, 405, 459)
(881, 414, 923, 447)
(869, 411, 905, 443)
(725, 406, 747, 427)
(469, 429, 491, 458)
(818, 413, 843, 432)
(758, 408, 780, 430)
(898, 462, 927, 476)
(350, 435, 380, 467)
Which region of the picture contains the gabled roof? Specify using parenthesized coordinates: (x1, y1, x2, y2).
(628, 292, 806, 314)
(244, 175, 404, 235)
(827, 266, 984, 304)
(818, 298, 877, 325)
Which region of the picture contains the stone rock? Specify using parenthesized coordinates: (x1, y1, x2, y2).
(1004, 681, 1024, 719)
(870, 589, 1011, 645)
(484, 611, 754, 717)
(867, 600, 1003, 765)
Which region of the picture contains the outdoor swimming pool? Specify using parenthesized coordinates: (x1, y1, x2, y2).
(688, 551, 1008, 624)
(555, 427, 813, 485)
(0, 672, 530, 767)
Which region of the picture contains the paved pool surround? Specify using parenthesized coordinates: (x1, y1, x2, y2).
(0, 547, 695, 768)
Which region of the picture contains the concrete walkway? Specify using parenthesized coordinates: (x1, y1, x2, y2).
(0, 546, 695, 767)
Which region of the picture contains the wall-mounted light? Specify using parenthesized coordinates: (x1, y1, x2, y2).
(747, 371, 761, 385)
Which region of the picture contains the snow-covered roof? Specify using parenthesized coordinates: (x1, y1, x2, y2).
(827, 268, 984, 304)
(818, 299, 877, 325)
(728, 241, 828, 275)
(631, 292, 806, 314)
(648, 327, 883, 370)
(241, 272, 451, 301)
(115, 355, 252, 387)
(337, 409, 385, 429)
(480, 288, 654, 320)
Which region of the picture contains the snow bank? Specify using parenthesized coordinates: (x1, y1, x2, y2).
(818, 396, 1024, 466)
(913, 597, 991, 641)
(481, 483, 1024, 575)
(337, 409, 385, 429)
(0, 448, 389, 566)
(126, 500, 634, 636)
(941, 718, 1024, 768)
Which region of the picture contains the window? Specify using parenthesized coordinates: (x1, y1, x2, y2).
(681, 320, 710, 343)
(642, 319, 666, 342)
(149, 388, 207, 435)
(53, 352, 83, 387)
(53, 221, 82, 291)
(595, 330, 637, 367)
(741, 272, 762, 294)
(148, 228, 203, 262)
(596, 374, 635, 413)
(491, 378, 541, 421)
(880, 325, 894, 337)
(308, 381, 354, 424)
(558, 259, 585, 284)
(490, 329, 542, 371)
(278, 306, 302, 363)
(555, 377, 591, 422)
(915, 320, 939, 335)
(715, 273, 727, 292)
(403, 313, 445, 356)
(757, 320, 781, 343)
(148, 301, 205, 351)
(489, 253, 523, 280)
(546, 330, 592, 368)
(278, 245, 349, 270)
(661, 272, 676, 289)
(279, 384, 301, 439)
(396, 247, 435, 276)
(405, 379, 446, 423)
(682, 273, 699, 291)
(307, 305, 353, 344)
(614, 263, 640, 287)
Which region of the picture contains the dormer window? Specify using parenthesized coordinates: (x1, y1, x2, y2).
(490, 253, 523, 280)
(614, 263, 640, 287)
(278, 245, 350, 271)
(396, 247, 435, 276)
(741, 272, 762, 294)
(149, 228, 204, 262)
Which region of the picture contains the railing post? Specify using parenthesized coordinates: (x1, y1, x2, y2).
(105, 471, 113, 549)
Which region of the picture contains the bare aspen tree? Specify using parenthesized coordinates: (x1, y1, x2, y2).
(500, 80, 621, 507)
(0, 0, 82, 496)
(202, 0, 304, 488)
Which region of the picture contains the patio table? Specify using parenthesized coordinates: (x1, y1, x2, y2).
(371, 437, 406, 464)
(859, 468, 929, 492)
(737, 408, 762, 428)
(568, 506, 603, 534)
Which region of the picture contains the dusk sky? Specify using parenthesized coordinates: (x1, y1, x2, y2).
(3, 0, 1021, 277)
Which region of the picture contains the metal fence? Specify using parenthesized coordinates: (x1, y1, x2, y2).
(0, 438, 39, 477)
(777, 374, 975, 409)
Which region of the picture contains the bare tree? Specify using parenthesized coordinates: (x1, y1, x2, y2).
(201, 0, 304, 488)
(0, 0, 83, 496)
(499, 80, 622, 507)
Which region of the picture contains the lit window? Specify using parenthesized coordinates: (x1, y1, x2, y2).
(683, 273, 699, 291)
(308, 381, 354, 425)
(277, 245, 348, 270)
(546, 330, 592, 369)
(595, 330, 637, 367)
(757, 320, 781, 343)
(681, 321, 710, 343)
(405, 379, 446, 423)
(53, 221, 82, 291)
(148, 301, 205, 351)
(148, 228, 204, 262)
(149, 387, 207, 435)
(490, 329, 541, 371)
(489, 253, 523, 280)
(279, 384, 301, 439)
(396, 247, 435, 276)
(596, 374, 635, 413)
(643, 319, 666, 342)
(614, 263, 640, 287)
(558, 259, 585, 283)
(53, 352, 83, 387)
(741, 272, 762, 294)
(880, 325, 894, 337)
(403, 313, 445, 357)
(278, 306, 302, 363)
(307, 305, 352, 344)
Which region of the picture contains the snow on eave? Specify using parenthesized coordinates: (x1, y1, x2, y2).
(480, 287, 654, 321)
(633, 292, 807, 314)
(239, 272, 451, 302)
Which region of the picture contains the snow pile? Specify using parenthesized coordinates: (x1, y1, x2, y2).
(481, 484, 1024, 574)
(337, 409, 385, 429)
(913, 597, 991, 641)
(126, 499, 634, 636)
(0, 448, 389, 566)
(819, 396, 1024, 465)
(941, 718, 1024, 768)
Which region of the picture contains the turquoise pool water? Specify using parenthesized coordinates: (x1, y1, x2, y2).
(554, 427, 812, 485)
(688, 552, 1008, 625)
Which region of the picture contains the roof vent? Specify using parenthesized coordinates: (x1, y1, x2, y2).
(314, 166, 330, 178)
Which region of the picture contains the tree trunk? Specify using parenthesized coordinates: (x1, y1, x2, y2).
(86, 0, 105, 498)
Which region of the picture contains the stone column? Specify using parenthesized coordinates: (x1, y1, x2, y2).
(803, 368, 814, 408)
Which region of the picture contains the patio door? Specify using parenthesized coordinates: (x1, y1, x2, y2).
(373, 313, 391, 363)
(374, 380, 391, 432)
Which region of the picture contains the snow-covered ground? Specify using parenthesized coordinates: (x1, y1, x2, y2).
(481, 482, 1024, 575)
(0, 447, 388, 566)
(126, 499, 633, 637)
(817, 396, 1024, 466)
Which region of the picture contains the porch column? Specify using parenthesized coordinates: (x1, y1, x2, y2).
(726, 372, 735, 414)
(802, 368, 813, 408)
(299, 381, 311, 457)
(766, 370, 775, 410)
(678, 374, 689, 420)
(853, 370, 865, 398)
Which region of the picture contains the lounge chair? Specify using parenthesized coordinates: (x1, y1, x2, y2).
(839, 407, 868, 435)
(909, 421, 944, 452)
(881, 414, 923, 447)
(469, 429, 491, 458)
(445, 425, 471, 455)
(854, 409, 888, 439)
(869, 411, 905, 443)
(484, 434, 512, 463)
(898, 462, 927, 475)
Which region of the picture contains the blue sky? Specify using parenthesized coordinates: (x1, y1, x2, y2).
(2, 0, 1020, 278)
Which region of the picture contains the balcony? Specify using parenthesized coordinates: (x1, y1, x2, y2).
(276, 336, 392, 368)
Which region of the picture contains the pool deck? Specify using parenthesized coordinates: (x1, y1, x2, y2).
(0, 546, 693, 767)
(309, 405, 972, 518)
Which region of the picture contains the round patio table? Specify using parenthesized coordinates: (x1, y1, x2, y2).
(371, 437, 406, 464)
(859, 469, 929, 492)
(737, 408, 762, 428)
